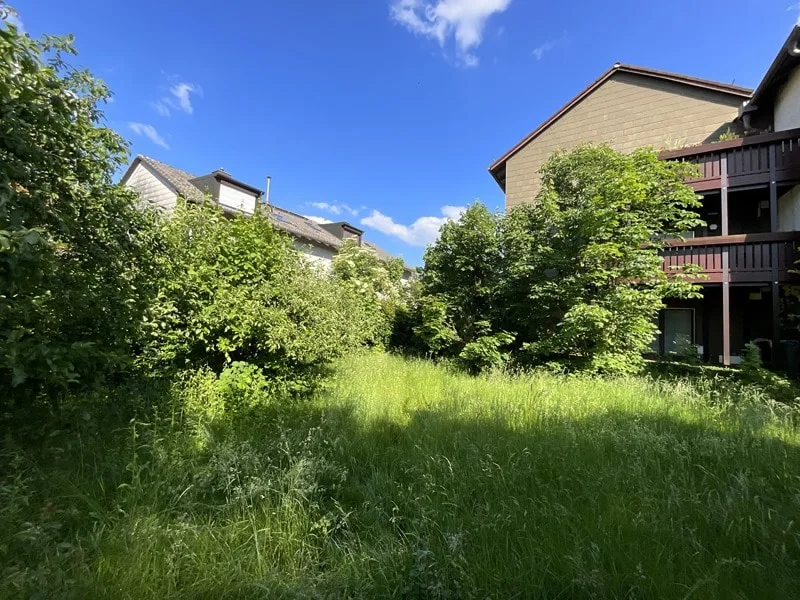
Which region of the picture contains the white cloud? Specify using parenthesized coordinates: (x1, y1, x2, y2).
(305, 215, 334, 224)
(341, 204, 359, 216)
(150, 100, 171, 117)
(170, 83, 198, 114)
(360, 205, 466, 247)
(390, 0, 512, 67)
(150, 81, 200, 117)
(532, 32, 568, 60)
(309, 201, 341, 215)
(307, 202, 359, 217)
(128, 122, 169, 150)
(532, 40, 555, 60)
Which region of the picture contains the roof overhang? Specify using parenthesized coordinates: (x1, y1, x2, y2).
(213, 171, 264, 196)
(741, 25, 800, 120)
(119, 156, 146, 186)
(488, 63, 752, 192)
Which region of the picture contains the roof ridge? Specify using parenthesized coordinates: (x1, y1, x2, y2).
(139, 155, 200, 180)
(615, 63, 752, 96)
(488, 63, 753, 187)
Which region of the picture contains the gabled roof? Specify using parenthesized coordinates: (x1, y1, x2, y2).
(125, 155, 207, 203)
(744, 25, 800, 117)
(488, 63, 753, 190)
(122, 155, 406, 267)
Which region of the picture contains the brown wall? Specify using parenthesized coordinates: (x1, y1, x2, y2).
(505, 72, 744, 208)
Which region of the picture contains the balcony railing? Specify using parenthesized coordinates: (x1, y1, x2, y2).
(661, 232, 800, 283)
(660, 128, 800, 191)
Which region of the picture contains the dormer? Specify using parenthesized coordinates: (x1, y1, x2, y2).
(188, 168, 263, 214)
(320, 221, 364, 245)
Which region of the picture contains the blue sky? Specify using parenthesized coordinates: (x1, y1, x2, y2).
(9, 0, 800, 264)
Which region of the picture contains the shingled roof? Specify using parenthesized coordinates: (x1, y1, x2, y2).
(124, 156, 406, 266)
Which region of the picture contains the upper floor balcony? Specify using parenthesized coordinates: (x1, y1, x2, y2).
(661, 232, 800, 283)
(660, 128, 800, 192)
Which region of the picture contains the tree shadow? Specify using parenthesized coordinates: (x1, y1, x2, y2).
(5, 386, 800, 599)
(304, 400, 800, 598)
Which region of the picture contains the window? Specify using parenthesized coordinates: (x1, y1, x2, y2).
(663, 308, 694, 354)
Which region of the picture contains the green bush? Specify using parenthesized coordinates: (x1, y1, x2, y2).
(457, 330, 515, 375)
(142, 201, 380, 393)
(0, 24, 157, 403)
(332, 238, 406, 347)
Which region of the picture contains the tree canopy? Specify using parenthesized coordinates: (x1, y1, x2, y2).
(405, 144, 703, 374)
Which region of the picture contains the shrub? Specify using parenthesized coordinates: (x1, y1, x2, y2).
(332, 238, 406, 347)
(143, 201, 380, 393)
(457, 330, 515, 375)
(0, 23, 157, 403)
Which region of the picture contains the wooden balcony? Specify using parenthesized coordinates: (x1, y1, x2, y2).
(660, 128, 800, 191)
(661, 232, 800, 283)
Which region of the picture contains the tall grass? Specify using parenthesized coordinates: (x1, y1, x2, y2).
(2, 352, 800, 598)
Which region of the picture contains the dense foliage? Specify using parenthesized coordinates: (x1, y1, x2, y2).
(0, 19, 402, 407)
(332, 238, 407, 347)
(0, 22, 156, 399)
(3, 14, 800, 600)
(143, 202, 392, 394)
(409, 145, 704, 373)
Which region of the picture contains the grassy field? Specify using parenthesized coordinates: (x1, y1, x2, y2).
(2, 353, 800, 598)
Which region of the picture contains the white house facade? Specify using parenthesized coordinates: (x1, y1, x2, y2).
(121, 156, 408, 274)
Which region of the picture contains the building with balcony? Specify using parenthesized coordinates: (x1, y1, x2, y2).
(489, 26, 800, 367)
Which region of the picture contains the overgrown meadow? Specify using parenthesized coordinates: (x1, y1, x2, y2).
(4, 353, 800, 598)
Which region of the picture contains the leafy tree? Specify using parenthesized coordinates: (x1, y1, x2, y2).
(0, 18, 156, 400)
(421, 203, 502, 350)
(332, 238, 405, 297)
(410, 145, 702, 374)
(143, 201, 378, 393)
(499, 144, 703, 373)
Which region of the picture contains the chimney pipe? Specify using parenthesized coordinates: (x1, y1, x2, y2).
(265, 176, 272, 205)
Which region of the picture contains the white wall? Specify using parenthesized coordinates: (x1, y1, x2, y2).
(778, 185, 800, 231)
(775, 68, 800, 131)
(218, 181, 257, 214)
(294, 240, 335, 271)
(123, 162, 178, 212)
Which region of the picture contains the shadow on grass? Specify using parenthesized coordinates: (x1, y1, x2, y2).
(2, 388, 800, 599)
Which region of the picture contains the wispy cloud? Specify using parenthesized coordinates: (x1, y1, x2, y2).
(305, 215, 334, 224)
(150, 80, 201, 117)
(360, 205, 466, 247)
(170, 83, 198, 114)
(129, 122, 169, 150)
(790, 2, 800, 23)
(532, 40, 555, 60)
(150, 101, 171, 117)
(532, 31, 568, 60)
(307, 202, 359, 217)
(390, 0, 512, 67)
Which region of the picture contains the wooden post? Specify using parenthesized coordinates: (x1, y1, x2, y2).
(702, 289, 710, 363)
(721, 153, 731, 366)
(769, 145, 781, 365)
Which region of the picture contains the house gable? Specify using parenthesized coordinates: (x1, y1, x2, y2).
(491, 65, 751, 209)
(121, 159, 179, 212)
